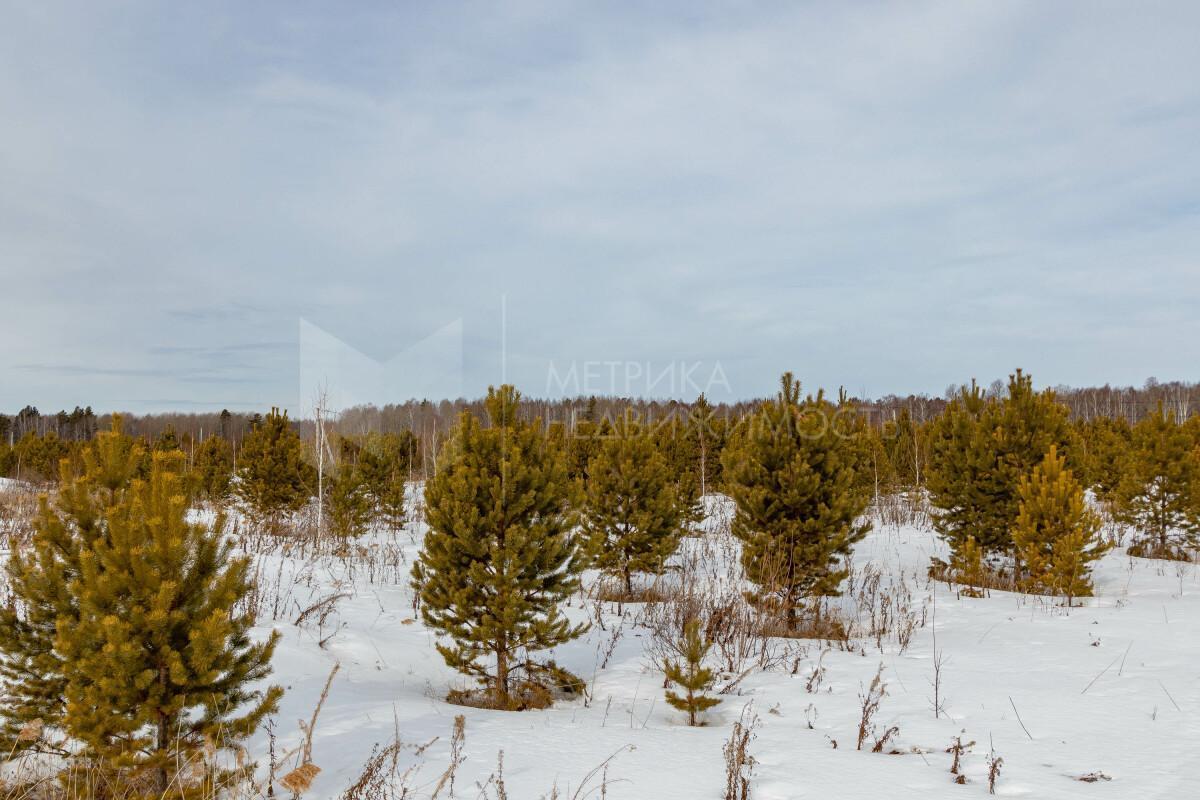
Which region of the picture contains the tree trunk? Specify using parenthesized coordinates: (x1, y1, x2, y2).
(155, 662, 172, 794)
(495, 639, 510, 708)
(156, 715, 171, 793)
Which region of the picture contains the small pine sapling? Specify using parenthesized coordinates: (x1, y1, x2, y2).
(664, 621, 721, 726)
(950, 535, 987, 596)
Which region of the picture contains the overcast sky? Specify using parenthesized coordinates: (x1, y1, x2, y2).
(2, 1, 1198, 413)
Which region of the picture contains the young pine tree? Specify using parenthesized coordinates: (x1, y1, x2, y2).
(721, 373, 871, 629)
(1116, 403, 1200, 556)
(86, 414, 147, 500)
(882, 408, 925, 490)
(926, 370, 1074, 560)
(61, 451, 282, 793)
(1074, 416, 1132, 507)
(235, 408, 314, 530)
(0, 417, 142, 749)
(356, 433, 410, 530)
(327, 464, 372, 538)
(686, 393, 726, 497)
(652, 414, 705, 527)
(664, 620, 721, 726)
(413, 385, 587, 709)
(583, 415, 686, 596)
(193, 434, 235, 502)
(153, 423, 182, 452)
(1012, 445, 1109, 604)
(949, 535, 987, 596)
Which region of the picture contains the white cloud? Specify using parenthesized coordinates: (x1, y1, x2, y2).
(1, 1, 1198, 410)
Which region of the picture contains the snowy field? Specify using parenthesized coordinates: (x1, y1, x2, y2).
(232, 494, 1198, 799)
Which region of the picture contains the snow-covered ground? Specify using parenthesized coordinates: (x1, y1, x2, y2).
(241, 496, 1199, 799)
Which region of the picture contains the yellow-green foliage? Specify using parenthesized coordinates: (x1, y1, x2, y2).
(1013, 445, 1109, 604)
(327, 463, 372, 538)
(950, 535, 988, 596)
(926, 370, 1075, 558)
(583, 414, 686, 594)
(1115, 403, 1200, 554)
(192, 434, 234, 501)
(235, 407, 314, 527)
(0, 439, 281, 796)
(414, 385, 586, 708)
(721, 373, 871, 628)
(62, 451, 282, 793)
(664, 620, 721, 726)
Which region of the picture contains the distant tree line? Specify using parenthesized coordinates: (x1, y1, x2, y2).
(3, 369, 1197, 745)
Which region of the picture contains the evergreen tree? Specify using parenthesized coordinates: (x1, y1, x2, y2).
(565, 415, 603, 482)
(860, 423, 896, 502)
(664, 620, 721, 726)
(61, 451, 282, 793)
(1012, 445, 1109, 604)
(686, 393, 726, 496)
(721, 373, 871, 629)
(327, 464, 372, 538)
(153, 423, 182, 452)
(1116, 403, 1200, 555)
(413, 385, 586, 708)
(356, 432, 411, 530)
(652, 414, 705, 526)
(11, 431, 71, 484)
(235, 408, 314, 530)
(193, 434, 235, 501)
(926, 370, 1074, 559)
(86, 415, 146, 501)
(949, 535, 987, 596)
(0, 440, 13, 477)
(882, 408, 925, 490)
(1075, 416, 1133, 507)
(583, 414, 686, 595)
(0, 417, 146, 749)
(0, 470, 101, 749)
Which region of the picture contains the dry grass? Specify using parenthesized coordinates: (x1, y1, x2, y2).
(928, 557, 1015, 595)
(593, 581, 668, 605)
(1126, 540, 1197, 563)
(0, 485, 40, 549)
(946, 734, 975, 785)
(855, 664, 889, 752)
(758, 612, 849, 643)
(428, 715, 465, 799)
(847, 565, 928, 654)
(446, 681, 556, 712)
(0, 749, 264, 800)
(722, 705, 759, 800)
